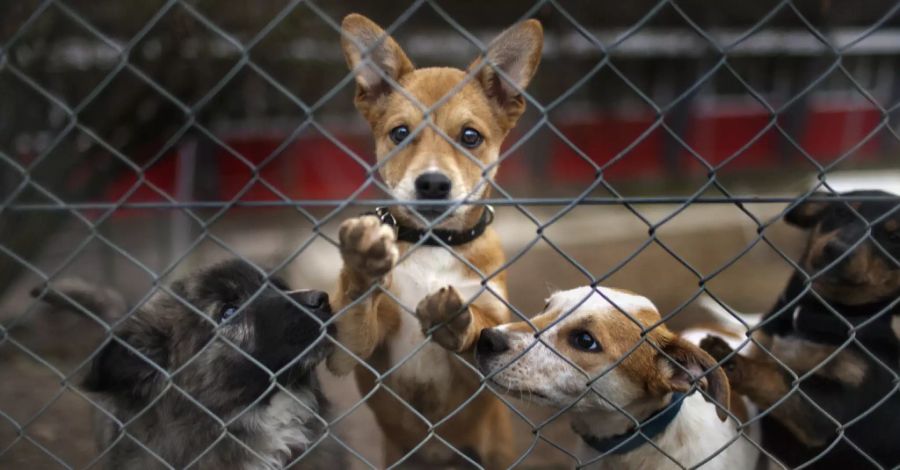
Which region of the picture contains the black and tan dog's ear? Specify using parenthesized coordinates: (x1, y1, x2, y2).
(468, 19, 543, 125)
(341, 13, 414, 118)
(660, 337, 731, 421)
(83, 331, 167, 399)
(784, 192, 833, 228)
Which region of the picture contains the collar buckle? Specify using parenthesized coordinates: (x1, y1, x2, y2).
(374, 206, 397, 227)
(483, 204, 495, 225)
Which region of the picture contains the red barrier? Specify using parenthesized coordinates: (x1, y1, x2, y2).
(102, 100, 889, 215)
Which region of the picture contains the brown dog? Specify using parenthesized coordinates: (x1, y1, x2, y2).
(325, 13, 543, 468)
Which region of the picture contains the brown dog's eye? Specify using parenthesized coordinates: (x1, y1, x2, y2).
(569, 330, 601, 352)
(389, 125, 410, 144)
(460, 128, 483, 148)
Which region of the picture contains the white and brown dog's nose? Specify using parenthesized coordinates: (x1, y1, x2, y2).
(477, 328, 510, 356)
(415, 172, 452, 200)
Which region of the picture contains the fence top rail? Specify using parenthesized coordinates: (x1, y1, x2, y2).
(4, 194, 900, 211)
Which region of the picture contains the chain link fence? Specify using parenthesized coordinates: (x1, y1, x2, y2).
(2, 0, 900, 468)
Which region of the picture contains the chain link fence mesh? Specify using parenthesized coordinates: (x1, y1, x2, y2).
(2, 0, 899, 468)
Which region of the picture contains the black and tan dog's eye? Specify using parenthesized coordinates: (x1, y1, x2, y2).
(888, 227, 900, 243)
(569, 330, 601, 352)
(220, 304, 240, 322)
(460, 128, 483, 148)
(389, 125, 410, 144)
(833, 204, 853, 218)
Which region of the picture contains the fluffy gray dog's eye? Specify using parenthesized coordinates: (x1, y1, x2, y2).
(220, 304, 240, 322)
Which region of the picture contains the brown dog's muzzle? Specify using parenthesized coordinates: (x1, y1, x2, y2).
(415, 171, 452, 200)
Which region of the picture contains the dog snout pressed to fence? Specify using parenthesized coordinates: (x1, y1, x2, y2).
(2, 1, 900, 469)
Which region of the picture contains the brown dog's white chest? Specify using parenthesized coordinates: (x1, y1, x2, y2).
(382, 246, 504, 390)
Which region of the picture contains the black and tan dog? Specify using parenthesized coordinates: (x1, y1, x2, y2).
(702, 190, 900, 468)
(34, 260, 338, 469)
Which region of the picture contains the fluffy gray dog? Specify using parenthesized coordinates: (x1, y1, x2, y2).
(36, 259, 339, 469)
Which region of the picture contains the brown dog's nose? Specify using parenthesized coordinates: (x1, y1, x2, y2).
(477, 328, 509, 356)
(415, 172, 452, 200)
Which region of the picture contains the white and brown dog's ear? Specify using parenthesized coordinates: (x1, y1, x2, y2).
(658, 337, 731, 421)
(341, 13, 415, 119)
(468, 19, 543, 126)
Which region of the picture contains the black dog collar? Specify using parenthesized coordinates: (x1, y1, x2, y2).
(372, 205, 494, 246)
(576, 392, 687, 456)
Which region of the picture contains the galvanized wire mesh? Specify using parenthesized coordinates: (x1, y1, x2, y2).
(2, 0, 900, 469)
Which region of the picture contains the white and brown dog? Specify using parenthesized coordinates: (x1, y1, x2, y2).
(325, 13, 543, 468)
(476, 286, 758, 469)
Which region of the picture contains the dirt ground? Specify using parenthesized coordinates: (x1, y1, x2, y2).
(0, 203, 803, 469)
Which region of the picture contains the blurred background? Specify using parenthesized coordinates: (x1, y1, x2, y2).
(2, 0, 899, 468)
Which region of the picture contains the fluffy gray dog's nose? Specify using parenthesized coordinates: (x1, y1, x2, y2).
(290, 290, 329, 309)
(415, 172, 452, 200)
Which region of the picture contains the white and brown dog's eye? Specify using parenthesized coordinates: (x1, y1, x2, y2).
(569, 330, 601, 352)
(459, 127, 483, 148)
(220, 304, 240, 323)
(389, 125, 410, 144)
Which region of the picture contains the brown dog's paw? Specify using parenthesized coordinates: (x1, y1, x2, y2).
(339, 215, 398, 285)
(416, 286, 471, 352)
(700, 335, 746, 388)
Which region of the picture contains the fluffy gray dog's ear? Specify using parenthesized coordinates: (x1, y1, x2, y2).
(784, 192, 833, 229)
(83, 329, 167, 399)
(31, 278, 127, 321)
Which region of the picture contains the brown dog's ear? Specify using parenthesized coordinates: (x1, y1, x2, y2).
(341, 14, 414, 118)
(468, 19, 543, 125)
(784, 192, 832, 228)
(659, 337, 730, 421)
